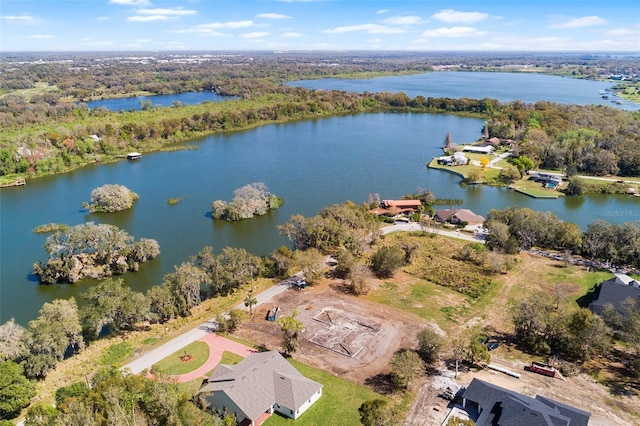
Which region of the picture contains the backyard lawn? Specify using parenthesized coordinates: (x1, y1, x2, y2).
(263, 358, 391, 426)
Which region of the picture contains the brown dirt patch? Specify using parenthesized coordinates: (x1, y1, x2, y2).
(179, 354, 193, 362)
(234, 279, 428, 384)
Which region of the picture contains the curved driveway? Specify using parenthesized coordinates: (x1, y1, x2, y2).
(123, 226, 479, 375)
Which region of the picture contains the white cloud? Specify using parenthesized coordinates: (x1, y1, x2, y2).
(382, 16, 422, 25)
(257, 13, 292, 19)
(0, 15, 40, 25)
(324, 23, 406, 34)
(421, 27, 487, 38)
(242, 32, 270, 38)
(196, 20, 254, 29)
(109, 0, 149, 5)
(550, 16, 607, 29)
(283, 32, 303, 38)
(137, 8, 197, 16)
(97, 16, 110, 21)
(432, 9, 489, 24)
(376, 9, 390, 15)
(604, 27, 638, 37)
(29, 34, 56, 39)
(128, 15, 173, 22)
(169, 20, 254, 35)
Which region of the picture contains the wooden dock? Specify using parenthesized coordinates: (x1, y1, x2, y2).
(0, 177, 26, 188)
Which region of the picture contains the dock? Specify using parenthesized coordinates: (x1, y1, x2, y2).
(0, 177, 26, 188)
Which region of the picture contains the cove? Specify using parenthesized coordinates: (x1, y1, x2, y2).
(85, 91, 228, 111)
(1, 112, 638, 325)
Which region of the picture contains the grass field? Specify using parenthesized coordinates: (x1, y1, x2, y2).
(263, 358, 391, 426)
(509, 177, 565, 198)
(152, 341, 210, 375)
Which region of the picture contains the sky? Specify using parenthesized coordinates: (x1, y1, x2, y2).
(1, 0, 639, 52)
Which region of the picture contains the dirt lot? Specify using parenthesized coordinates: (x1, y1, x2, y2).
(235, 280, 428, 384)
(235, 255, 640, 426)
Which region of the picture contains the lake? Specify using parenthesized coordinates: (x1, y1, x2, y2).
(2, 71, 639, 324)
(85, 91, 228, 111)
(2, 112, 638, 325)
(288, 71, 639, 111)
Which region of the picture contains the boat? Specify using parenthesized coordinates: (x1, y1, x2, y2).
(601, 95, 609, 99)
(599, 90, 605, 94)
(126, 152, 142, 160)
(616, 100, 623, 105)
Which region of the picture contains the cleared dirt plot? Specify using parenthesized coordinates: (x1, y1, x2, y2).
(235, 282, 426, 384)
(305, 308, 382, 358)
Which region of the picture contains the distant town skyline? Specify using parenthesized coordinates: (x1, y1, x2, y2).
(1, 0, 638, 52)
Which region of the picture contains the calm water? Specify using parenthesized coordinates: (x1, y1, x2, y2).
(288, 72, 639, 111)
(85, 91, 228, 111)
(1, 113, 638, 325)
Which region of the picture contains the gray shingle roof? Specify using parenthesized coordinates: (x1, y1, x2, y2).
(463, 378, 590, 426)
(199, 351, 322, 421)
(589, 274, 640, 317)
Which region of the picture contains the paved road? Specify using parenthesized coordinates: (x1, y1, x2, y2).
(121, 226, 475, 375)
(122, 278, 297, 374)
(381, 222, 484, 243)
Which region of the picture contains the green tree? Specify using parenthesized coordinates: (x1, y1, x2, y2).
(55, 381, 89, 406)
(358, 399, 395, 426)
(163, 262, 209, 316)
(417, 327, 442, 363)
(23, 299, 84, 379)
(465, 168, 484, 183)
(389, 350, 424, 390)
(370, 246, 405, 278)
(565, 176, 586, 196)
(295, 248, 326, 285)
(563, 309, 611, 361)
(0, 361, 36, 419)
(244, 291, 258, 317)
(279, 309, 304, 355)
(350, 264, 372, 296)
(24, 404, 58, 426)
(80, 278, 149, 339)
(147, 285, 178, 323)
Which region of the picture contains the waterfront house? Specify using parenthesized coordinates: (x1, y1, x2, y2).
(461, 378, 590, 426)
(370, 199, 423, 217)
(462, 145, 495, 154)
(199, 351, 323, 425)
(589, 274, 640, 318)
(529, 171, 563, 188)
(438, 151, 469, 166)
(435, 208, 485, 226)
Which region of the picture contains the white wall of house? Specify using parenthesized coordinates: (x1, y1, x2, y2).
(205, 392, 249, 425)
(273, 389, 323, 420)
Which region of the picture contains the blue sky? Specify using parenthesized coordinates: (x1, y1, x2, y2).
(1, 0, 638, 52)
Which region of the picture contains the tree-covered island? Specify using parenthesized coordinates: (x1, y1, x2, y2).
(212, 182, 283, 221)
(32, 222, 160, 284)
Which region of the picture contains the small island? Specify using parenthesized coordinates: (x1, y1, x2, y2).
(85, 184, 139, 213)
(32, 222, 160, 284)
(212, 182, 283, 221)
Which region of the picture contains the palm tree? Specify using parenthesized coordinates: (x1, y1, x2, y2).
(244, 291, 257, 317)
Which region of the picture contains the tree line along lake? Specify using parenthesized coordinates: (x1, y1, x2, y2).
(1, 72, 638, 325)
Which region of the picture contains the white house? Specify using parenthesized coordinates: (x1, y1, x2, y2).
(462, 145, 494, 154)
(199, 351, 323, 425)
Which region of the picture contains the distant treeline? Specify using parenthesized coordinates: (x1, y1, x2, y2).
(1, 54, 639, 178)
